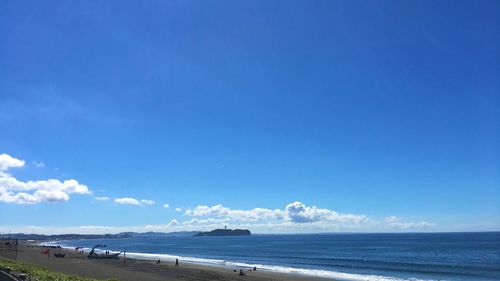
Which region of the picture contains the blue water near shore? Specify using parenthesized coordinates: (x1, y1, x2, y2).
(51, 232, 500, 281)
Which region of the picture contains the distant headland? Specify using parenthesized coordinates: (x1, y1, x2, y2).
(4, 229, 252, 240)
(3, 231, 200, 240)
(195, 228, 251, 237)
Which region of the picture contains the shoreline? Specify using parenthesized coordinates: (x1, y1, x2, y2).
(40, 241, 346, 280)
(15, 243, 331, 281)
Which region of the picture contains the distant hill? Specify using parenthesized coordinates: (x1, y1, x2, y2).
(195, 228, 251, 237)
(113, 231, 200, 238)
(6, 231, 200, 240)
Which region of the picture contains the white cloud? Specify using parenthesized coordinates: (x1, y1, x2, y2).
(184, 201, 367, 225)
(0, 154, 25, 176)
(0, 192, 38, 204)
(140, 199, 155, 205)
(385, 216, 399, 223)
(284, 201, 368, 224)
(384, 216, 434, 229)
(33, 161, 45, 168)
(168, 219, 179, 226)
(175, 207, 182, 212)
(163, 204, 169, 208)
(33, 189, 70, 202)
(114, 197, 155, 206)
(0, 211, 435, 235)
(95, 196, 110, 201)
(181, 202, 432, 232)
(185, 204, 284, 221)
(0, 153, 91, 204)
(114, 197, 140, 205)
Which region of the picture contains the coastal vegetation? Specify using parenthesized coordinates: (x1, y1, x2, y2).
(0, 258, 116, 281)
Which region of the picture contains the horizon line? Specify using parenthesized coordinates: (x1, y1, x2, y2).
(2, 230, 499, 237)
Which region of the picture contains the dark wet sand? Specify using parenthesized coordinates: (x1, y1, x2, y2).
(16, 244, 331, 281)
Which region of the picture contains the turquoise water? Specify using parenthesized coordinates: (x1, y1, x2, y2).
(53, 232, 500, 281)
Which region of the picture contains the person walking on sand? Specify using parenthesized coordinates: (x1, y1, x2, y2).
(156, 259, 160, 264)
(175, 258, 179, 267)
(41, 249, 50, 259)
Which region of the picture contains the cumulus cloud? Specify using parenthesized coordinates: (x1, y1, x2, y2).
(0, 154, 25, 176)
(285, 201, 332, 223)
(163, 204, 169, 208)
(181, 201, 433, 231)
(184, 201, 367, 225)
(175, 207, 182, 212)
(185, 204, 284, 221)
(284, 201, 368, 224)
(0, 153, 91, 204)
(114, 197, 155, 206)
(1, 212, 435, 235)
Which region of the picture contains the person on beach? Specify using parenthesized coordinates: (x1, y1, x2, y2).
(239, 269, 246, 276)
(156, 259, 160, 264)
(175, 258, 179, 267)
(41, 249, 50, 259)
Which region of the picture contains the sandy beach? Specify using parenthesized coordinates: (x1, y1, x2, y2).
(14, 244, 329, 281)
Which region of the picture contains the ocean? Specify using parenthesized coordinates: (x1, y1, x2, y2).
(48, 232, 500, 281)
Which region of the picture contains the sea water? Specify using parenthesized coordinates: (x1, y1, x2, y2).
(49, 232, 500, 281)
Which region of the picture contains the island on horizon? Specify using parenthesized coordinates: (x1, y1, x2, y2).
(195, 227, 251, 237)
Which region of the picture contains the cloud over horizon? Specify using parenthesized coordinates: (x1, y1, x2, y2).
(384, 216, 434, 229)
(184, 201, 368, 225)
(0, 153, 91, 204)
(182, 202, 431, 231)
(0, 200, 434, 234)
(0, 154, 434, 233)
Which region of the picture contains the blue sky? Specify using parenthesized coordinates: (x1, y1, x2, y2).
(0, 0, 498, 234)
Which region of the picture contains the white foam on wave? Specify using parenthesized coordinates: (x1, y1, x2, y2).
(40, 242, 443, 281)
(123, 251, 443, 281)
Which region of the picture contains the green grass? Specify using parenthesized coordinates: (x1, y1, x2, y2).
(0, 258, 117, 281)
